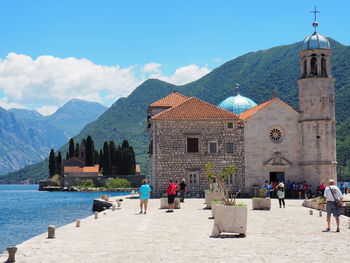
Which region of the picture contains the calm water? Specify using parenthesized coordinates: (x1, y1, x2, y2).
(0, 184, 130, 253)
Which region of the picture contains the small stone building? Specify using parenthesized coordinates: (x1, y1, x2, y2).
(148, 95, 245, 196)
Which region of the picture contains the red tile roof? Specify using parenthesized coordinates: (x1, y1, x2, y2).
(149, 92, 189, 108)
(239, 98, 275, 120)
(64, 165, 100, 173)
(151, 97, 239, 120)
(239, 97, 297, 120)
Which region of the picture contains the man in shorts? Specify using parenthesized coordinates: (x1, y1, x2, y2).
(139, 179, 152, 214)
(323, 179, 343, 232)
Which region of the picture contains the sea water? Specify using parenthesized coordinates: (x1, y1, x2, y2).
(0, 184, 130, 253)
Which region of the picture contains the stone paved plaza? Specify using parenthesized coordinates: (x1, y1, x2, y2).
(1, 197, 349, 263)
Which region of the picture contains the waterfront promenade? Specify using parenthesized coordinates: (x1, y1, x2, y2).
(1, 197, 349, 263)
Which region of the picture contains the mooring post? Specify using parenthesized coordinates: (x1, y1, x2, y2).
(94, 212, 98, 219)
(6, 246, 17, 262)
(76, 219, 81, 227)
(48, 225, 56, 239)
(309, 210, 313, 215)
(319, 210, 322, 217)
(112, 204, 116, 211)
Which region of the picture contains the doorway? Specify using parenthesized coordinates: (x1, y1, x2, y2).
(270, 172, 285, 183)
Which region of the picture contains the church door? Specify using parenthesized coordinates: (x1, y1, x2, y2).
(270, 172, 285, 183)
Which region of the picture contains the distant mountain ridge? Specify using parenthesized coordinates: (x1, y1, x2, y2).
(0, 99, 107, 176)
(3, 38, 350, 183)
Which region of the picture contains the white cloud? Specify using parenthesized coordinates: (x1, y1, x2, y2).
(36, 105, 58, 116)
(151, 64, 211, 85)
(0, 53, 211, 112)
(141, 63, 161, 73)
(0, 97, 26, 109)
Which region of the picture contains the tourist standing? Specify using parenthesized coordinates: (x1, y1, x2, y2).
(318, 181, 325, 197)
(261, 180, 273, 197)
(166, 179, 177, 213)
(179, 178, 187, 203)
(139, 179, 152, 214)
(276, 183, 285, 208)
(323, 179, 343, 232)
(339, 183, 345, 194)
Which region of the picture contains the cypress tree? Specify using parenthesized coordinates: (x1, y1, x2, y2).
(99, 149, 104, 170)
(93, 149, 99, 164)
(56, 152, 62, 175)
(115, 146, 122, 175)
(122, 139, 130, 149)
(68, 138, 75, 158)
(121, 147, 133, 175)
(49, 149, 56, 177)
(74, 143, 80, 158)
(85, 135, 94, 166)
(103, 141, 111, 176)
(109, 141, 116, 167)
(65, 152, 69, 160)
(129, 146, 136, 174)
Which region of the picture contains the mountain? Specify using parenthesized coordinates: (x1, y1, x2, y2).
(3, 38, 350, 183)
(0, 108, 49, 175)
(0, 99, 107, 177)
(45, 99, 108, 138)
(9, 99, 108, 150)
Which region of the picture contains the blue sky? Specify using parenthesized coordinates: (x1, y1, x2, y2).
(0, 0, 348, 114)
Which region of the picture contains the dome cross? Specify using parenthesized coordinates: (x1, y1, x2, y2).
(310, 6, 320, 32)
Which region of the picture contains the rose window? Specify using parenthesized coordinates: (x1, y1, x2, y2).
(269, 128, 282, 143)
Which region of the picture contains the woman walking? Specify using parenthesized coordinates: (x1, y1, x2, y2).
(277, 183, 285, 208)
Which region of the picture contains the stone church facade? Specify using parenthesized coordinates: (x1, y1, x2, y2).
(148, 21, 337, 196)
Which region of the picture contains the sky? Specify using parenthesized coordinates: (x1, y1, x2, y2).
(0, 0, 348, 115)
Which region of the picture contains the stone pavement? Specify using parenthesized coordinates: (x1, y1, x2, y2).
(1, 198, 349, 263)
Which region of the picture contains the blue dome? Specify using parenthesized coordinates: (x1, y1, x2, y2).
(218, 94, 257, 114)
(302, 32, 330, 50)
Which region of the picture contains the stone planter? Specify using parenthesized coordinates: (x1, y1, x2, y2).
(211, 201, 223, 218)
(252, 198, 271, 210)
(160, 198, 181, 209)
(212, 205, 247, 237)
(205, 190, 220, 209)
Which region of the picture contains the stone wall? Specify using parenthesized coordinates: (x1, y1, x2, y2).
(149, 119, 245, 196)
(244, 100, 302, 195)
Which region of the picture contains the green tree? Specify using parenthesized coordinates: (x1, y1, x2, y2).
(56, 151, 62, 175)
(68, 138, 75, 158)
(105, 178, 131, 188)
(122, 139, 130, 149)
(103, 141, 111, 176)
(85, 135, 94, 166)
(49, 149, 56, 177)
(74, 143, 80, 158)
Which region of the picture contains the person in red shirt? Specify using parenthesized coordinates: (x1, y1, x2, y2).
(166, 179, 177, 213)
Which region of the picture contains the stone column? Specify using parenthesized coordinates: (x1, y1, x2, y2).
(48, 225, 56, 239)
(6, 247, 17, 262)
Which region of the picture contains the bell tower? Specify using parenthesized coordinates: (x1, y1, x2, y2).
(298, 7, 337, 186)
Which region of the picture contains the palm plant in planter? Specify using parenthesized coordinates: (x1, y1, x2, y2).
(252, 186, 272, 210)
(204, 163, 247, 237)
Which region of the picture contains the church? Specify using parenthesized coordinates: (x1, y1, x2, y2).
(147, 19, 337, 197)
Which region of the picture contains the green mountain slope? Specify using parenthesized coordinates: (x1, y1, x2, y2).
(3, 39, 350, 183)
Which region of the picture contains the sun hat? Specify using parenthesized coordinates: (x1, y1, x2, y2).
(278, 183, 284, 188)
(329, 179, 335, 183)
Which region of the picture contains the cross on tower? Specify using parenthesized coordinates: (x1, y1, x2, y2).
(310, 6, 320, 32)
(235, 83, 240, 94)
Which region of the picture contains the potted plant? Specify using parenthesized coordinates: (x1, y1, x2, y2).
(204, 163, 220, 209)
(252, 187, 271, 210)
(204, 163, 247, 237)
(160, 196, 181, 209)
(211, 200, 222, 219)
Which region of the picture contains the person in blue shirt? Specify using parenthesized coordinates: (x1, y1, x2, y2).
(261, 180, 273, 197)
(139, 179, 152, 214)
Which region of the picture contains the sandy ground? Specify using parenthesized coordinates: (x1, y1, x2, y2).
(1, 197, 349, 263)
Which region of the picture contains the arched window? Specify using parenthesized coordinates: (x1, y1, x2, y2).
(310, 55, 317, 77)
(321, 57, 327, 77)
(303, 59, 307, 78)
